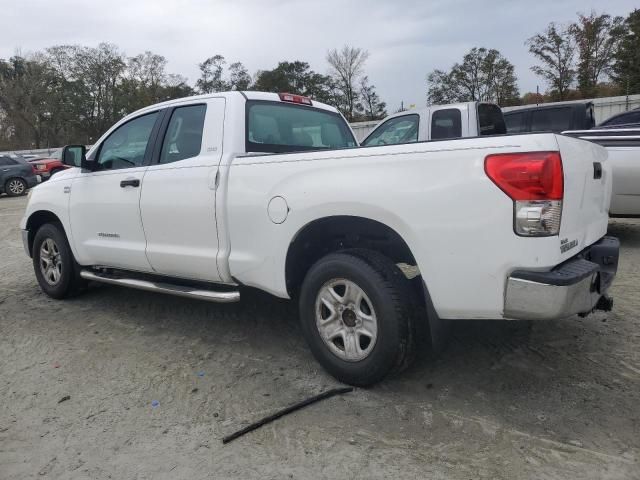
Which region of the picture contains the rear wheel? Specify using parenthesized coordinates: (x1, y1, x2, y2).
(299, 249, 416, 386)
(32, 223, 86, 299)
(5, 178, 27, 196)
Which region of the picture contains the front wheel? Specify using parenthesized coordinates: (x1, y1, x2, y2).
(299, 249, 416, 387)
(32, 223, 86, 299)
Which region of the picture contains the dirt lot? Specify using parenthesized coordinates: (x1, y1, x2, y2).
(1, 194, 639, 480)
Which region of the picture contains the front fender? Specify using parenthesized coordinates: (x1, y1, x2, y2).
(21, 173, 77, 259)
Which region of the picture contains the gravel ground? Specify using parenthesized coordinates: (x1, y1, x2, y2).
(1, 194, 639, 480)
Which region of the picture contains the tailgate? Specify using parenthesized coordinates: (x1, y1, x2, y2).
(556, 134, 611, 257)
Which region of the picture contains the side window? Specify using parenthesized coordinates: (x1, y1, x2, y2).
(160, 104, 207, 164)
(606, 111, 640, 126)
(362, 115, 419, 146)
(478, 104, 506, 135)
(96, 112, 159, 170)
(431, 109, 462, 140)
(531, 108, 573, 132)
(0, 157, 17, 166)
(504, 112, 527, 133)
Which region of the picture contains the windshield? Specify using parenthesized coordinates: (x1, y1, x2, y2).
(246, 101, 356, 153)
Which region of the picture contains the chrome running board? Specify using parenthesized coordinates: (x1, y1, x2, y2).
(80, 270, 240, 303)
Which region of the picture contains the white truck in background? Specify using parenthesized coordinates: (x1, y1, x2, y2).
(360, 102, 506, 146)
(21, 91, 619, 386)
(563, 128, 640, 217)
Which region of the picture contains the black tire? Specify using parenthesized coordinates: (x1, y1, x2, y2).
(32, 223, 87, 299)
(299, 249, 416, 387)
(5, 178, 27, 196)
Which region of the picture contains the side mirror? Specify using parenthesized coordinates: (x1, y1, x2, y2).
(61, 145, 89, 169)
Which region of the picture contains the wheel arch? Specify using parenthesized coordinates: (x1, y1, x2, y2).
(284, 215, 448, 354)
(285, 215, 417, 298)
(25, 210, 65, 257)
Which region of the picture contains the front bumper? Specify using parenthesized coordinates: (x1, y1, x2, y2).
(504, 236, 619, 320)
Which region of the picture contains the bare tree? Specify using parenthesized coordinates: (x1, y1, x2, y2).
(527, 23, 576, 100)
(326, 45, 369, 121)
(127, 51, 167, 93)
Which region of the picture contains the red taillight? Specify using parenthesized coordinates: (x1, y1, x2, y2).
(484, 152, 564, 201)
(279, 92, 313, 106)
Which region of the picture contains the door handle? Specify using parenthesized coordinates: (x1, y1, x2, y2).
(120, 178, 140, 188)
(593, 162, 602, 180)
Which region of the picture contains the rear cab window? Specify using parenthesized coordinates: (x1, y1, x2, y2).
(246, 101, 356, 153)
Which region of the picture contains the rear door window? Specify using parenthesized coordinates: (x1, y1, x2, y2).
(247, 101, 356, 153)
(362, 115, 419, 146)
(160, 104, 207, 164)
(478, 104, 506, 135)
(531, 107, 573, 132)
(0, 157, 17, 166)
(431, 109, 462, 139)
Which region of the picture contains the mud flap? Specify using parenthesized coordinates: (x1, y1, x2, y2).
(422, 281, 450, 355)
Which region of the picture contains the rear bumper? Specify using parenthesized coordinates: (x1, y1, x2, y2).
(26, 175, 39, 188)
(504, 236, 619, 320)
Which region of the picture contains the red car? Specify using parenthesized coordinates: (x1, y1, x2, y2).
(28, 149, 70, 180)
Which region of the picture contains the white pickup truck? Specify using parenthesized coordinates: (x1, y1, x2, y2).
(563, 128, 640, 217)
(360, 102, 506, 146)
(21, 91, 619, 386)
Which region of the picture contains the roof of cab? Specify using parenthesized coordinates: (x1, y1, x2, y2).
(124, 90, 340, 122)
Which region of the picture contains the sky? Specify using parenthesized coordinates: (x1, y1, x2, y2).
(1, 0, 638, 111)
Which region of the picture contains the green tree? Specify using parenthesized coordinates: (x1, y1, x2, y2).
(612, 9, 640, 96)
(228, 62, 251, 90)
(196, 55, 227, 93)
(0, 55, 59, 148)
(427, 47, 519, 105)
(359, 76, 386, 120)
(253, 61, 336, 104)
(571, 11, 624, 97)
(527, 23, 576, 101)
(117, 52, 194, 115)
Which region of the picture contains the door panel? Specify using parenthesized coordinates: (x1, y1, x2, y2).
(140, 98, 225, 282)
(69, 167, 152, 270)
(68, 110, 161, 270)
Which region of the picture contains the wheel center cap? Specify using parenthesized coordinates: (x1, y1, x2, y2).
(342, 308, 357, 327)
